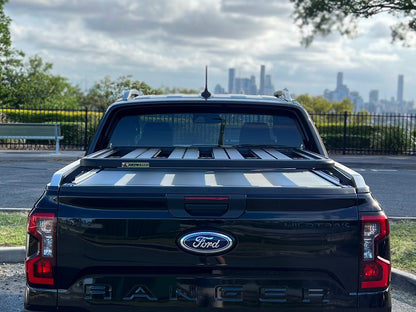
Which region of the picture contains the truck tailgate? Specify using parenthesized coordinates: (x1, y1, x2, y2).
(55, 167, 360, 311)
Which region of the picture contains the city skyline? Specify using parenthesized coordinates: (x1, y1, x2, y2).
(4, 0, 416, 105)
(215, 66, 414, 113)
(218, 65, 274, 96)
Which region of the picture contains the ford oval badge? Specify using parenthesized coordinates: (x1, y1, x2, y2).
(178, 231, 235, 255)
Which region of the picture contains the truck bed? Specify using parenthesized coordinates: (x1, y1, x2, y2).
(59, 146, 363, 192)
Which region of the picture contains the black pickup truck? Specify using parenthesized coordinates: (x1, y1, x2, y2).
(24, 92, 391, 312)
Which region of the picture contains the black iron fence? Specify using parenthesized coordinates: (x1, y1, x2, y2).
(0, 108, 415, 155)
(310, 112, 416, 155)
(0, 107, 104, 151)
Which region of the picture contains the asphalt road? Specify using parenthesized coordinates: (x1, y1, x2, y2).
(354, 168, 416, 217)
(0, 159, 415, 217)
(0, 160, 68, 208)
(0, 158, 415, 311)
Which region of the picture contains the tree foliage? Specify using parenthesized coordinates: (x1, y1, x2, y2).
(332, 98, 355, 113)
(161, 86, 200, 94)
(290, 0, 416, 46)
(296, 94, 332, 113)
(0, 0, 24, 106)
(0, 0, 20, 60)
(80, 76, 163, 110)
(1, 55, 81, 109)
(1, 0, 216, 110)
(1, 1, 79, 109)
(296, 94, 355, 114)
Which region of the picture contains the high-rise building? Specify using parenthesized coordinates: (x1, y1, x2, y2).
(397, 74, 404, 103)
(214, 84, 225, 94)
(259, 65, 265, 95)
(264, 75, 274, 96)
(234, 78, 257, 95)
(228, 68, 236, 94)
(337, 72, 343, 89)
(250, 75, 257, 95)
(225, 65, 272, 95)
(324, 72, 350, 102)
(369, 90, 379, 103)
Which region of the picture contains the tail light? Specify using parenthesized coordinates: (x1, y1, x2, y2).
(361, 214, 390, 289)
(25, 212, 56, 285)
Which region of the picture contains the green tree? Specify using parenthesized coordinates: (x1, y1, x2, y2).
(2, 55, 81, 109)
(1, 2, 79, 109)
(0, 0, 24, 106)
(80, 75, 162, 109)
(296, 94, 332, 114)
(332, 98, 355, 113)
(290, 0, 416, 46)
(0, 0, 22, 63)
(352, 110, 371, 125)
(162, 86, 199, 94)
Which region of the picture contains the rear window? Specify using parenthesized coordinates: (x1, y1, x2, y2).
(108, 112, 306, 149)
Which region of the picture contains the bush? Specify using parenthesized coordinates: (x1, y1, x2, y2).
(0, 108, 103, 149)
(318, 124, 415, 154)
(0, 108, 103, 123)
(321, 134, 371, 151)
(60, 122, 100, 147)
(370, 127, 415, 154)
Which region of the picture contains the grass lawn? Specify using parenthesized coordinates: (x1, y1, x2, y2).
(0, 212, 27, 247)
(390, 220, 416, 275)
(0, 212, 415, 274)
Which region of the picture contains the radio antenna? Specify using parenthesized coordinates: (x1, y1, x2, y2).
(201, 65, 211, 100)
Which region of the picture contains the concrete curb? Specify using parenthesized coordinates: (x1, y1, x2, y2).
(392, 268, 416, 294)
(0, 246, 25, 264)
(331, 155, 416, 170)
(0, 150, 85, 162)
(0, 150, 415, 169)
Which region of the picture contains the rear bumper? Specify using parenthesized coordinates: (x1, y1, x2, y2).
(24, 285, 56, 312)
(24, 284, 391, 312)
(357, 288, 391, 311)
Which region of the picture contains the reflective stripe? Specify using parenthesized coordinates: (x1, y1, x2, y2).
(205, 173, 220, 186)
(160, 174, 175, 186)
(244, 173, 274, 187)
(122, 148, 146, 158)
(169, 147, 186, 159)
(115, 173, 136, 186)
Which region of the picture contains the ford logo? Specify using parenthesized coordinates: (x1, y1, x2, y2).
(178, 231, 235, 255)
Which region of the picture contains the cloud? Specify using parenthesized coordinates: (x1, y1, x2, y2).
(4, 0, 416, 101)
(220, 0, 292, 17)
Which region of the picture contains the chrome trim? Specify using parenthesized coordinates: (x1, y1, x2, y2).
(334, 161, 369, 193)
(179, 231, 234, 255)
(49, 159, 81, 188)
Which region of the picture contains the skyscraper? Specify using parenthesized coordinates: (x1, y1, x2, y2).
(259, 65, 265, 95)
(369, 90, 379, 103)
(324, 72, 350, 102)
(397, 75, 404, 103)
(228, 68, 236, 94)
(337, 72, 343, 89)
(264, 75, 274, 95)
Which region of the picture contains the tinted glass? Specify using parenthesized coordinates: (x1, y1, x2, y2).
(109, 113, 305, 148)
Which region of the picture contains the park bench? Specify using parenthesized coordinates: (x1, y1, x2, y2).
(0, 123, 64, 153)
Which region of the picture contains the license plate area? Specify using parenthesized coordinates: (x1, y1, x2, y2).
(71, 271, 354, 308)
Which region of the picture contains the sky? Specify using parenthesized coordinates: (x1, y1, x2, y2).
(4, 0, 416, 102)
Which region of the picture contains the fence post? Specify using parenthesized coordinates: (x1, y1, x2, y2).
(84, 107, 88, 151)
(343, 111, 348, 155)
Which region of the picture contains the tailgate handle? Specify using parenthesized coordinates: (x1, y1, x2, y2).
(167, 195, 246, 218)
(185, 204, 228, 216)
